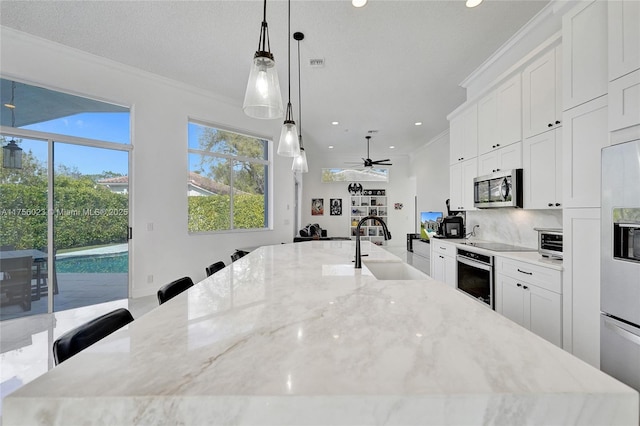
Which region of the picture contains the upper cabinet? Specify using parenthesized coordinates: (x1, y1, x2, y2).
(449, 104, 478, 165)
(478, 74, 522, 156)
(523, 46, 563, 139)
(562, 95, 609, 208)
(523, 128, 562, 209)
(449, 158, 477, 211)
(608, 0, 640, 136)
(608, 0, 640, 81)
(563, 0, 608, 111)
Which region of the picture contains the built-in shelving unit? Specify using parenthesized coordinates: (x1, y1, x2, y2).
(350, 192, 387, 246)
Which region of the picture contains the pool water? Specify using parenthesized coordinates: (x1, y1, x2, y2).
(56, 252, 128, 273)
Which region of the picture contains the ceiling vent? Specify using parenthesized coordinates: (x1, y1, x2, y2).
(309, 58, 325, 68)
(367, 130, 379, 134)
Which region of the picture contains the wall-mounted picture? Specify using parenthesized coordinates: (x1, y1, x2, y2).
(311, 198, 324, 216)
(330, 198, 342, 216)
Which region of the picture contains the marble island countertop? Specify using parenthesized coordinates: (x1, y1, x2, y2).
(3, 241, 637, 425)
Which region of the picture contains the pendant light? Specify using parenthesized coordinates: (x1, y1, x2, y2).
(2, 82, 23, 169)
(292, 32, 308, 173)
(243, 0, 284, 119)
(276, 0, 300, 157)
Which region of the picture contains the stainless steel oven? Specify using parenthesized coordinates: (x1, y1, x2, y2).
(456, 248, 494, 309)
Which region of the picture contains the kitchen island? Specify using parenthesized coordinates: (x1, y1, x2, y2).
(3, 241, 638, 425)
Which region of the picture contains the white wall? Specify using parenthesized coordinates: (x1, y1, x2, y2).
(1, 27, 297, 297)
(412, 131, 451, 227)
(301, 154, 414, 249)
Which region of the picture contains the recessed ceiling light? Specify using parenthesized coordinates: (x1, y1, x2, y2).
(331, 121, 339, 125)
(352, 0, 367, 7)
(328, 145, 334, 149)
(466, 0, 483, 8)
(389, 146, 395, 149)
(414, 122, 422, 126)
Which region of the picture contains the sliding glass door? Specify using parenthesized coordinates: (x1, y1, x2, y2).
(52, 142, 129, 312)
(0, 137, 49, 320)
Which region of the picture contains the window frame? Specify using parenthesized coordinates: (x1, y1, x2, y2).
(187, 119, 272, 234)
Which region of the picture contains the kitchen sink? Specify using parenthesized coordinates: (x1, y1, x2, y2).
(363, 260, 429, 280)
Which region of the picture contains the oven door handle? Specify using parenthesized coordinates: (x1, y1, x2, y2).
(456, 255, 492, 272)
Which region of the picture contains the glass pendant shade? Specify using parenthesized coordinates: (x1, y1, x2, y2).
(2, 140, 23, 169)
(292, 147, 308, 173)
(277, 103, 300, 157)
(243, 52, 284, 119)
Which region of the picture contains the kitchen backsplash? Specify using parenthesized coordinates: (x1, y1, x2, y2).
(466, 209, 562, 249)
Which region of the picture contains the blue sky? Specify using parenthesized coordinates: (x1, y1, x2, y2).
(19, 112, 130, 175)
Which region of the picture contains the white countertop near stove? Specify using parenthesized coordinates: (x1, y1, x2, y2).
(433, 238, 564, 270)
(3, 241, 637, 425)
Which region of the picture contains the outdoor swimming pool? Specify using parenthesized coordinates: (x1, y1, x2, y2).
(56, 252, 128, 273)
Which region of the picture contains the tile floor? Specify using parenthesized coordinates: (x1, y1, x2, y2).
(0, 295, 158, 417)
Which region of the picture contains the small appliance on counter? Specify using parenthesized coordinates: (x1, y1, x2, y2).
(534, 228, 563, 259)
(437, 199, 465, 238)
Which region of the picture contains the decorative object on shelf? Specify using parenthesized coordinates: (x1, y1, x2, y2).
(3, 81, 22, 169)
(292, 31, 309, 173)
(394, 203, 403, 210)
(346, 136, 392, 168)
(243, 0, 283, 119)
(276, 0, 299, 157)
(362, 189, 385, 196)
(311, 198, 323, 215)
(348, 183, 363, 195)
(330, 198, 342, 216)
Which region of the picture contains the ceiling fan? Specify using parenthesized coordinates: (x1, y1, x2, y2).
(346, 136, 392, 168)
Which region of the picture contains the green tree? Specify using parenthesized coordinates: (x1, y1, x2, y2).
(196, 128, 266, 194)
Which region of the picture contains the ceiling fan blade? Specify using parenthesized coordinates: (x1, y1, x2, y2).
(371, 159, 390, 163)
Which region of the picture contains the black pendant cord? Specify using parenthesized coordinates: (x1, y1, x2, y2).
(297, 37, 304, 149)
(258, 0, 271, 54)
(285, 0, 293, 121)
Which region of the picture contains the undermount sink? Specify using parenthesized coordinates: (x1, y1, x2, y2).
(363, 260, 429, 280)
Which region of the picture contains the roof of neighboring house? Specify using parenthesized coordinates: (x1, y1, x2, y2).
(97, 173, 246, 196)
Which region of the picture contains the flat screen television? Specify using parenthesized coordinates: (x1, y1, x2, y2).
(420, 211, 443, 240)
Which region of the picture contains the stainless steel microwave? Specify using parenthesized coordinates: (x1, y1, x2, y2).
(473, 169, 523, 208)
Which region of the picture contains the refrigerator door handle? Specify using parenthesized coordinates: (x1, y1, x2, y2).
(604, 317, 640, 346)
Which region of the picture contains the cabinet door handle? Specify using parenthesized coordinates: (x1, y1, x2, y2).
(523, 285, 529, 290)
(555, 120, 561, 125)
(496, 144, 500, 147)
(548, 123, 553, 127)
(555, 203, 561, 207)
(517, 268, 533, 275)
(516, 283, 522, 287)
(548, 203, 553, 207)
(439, 255, 444, 259)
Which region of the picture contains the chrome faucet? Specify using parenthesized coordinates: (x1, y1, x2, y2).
(355, 215, 392, 269)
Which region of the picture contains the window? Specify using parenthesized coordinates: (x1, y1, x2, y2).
(321, 168, 389, 182)
(188, 122, 269, 233)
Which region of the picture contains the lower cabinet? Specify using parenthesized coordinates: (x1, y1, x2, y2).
(431, 241, 456, 288)
(495, 257, 562, 347)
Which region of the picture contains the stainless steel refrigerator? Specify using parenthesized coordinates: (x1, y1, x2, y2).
(601, 139, 640, 393)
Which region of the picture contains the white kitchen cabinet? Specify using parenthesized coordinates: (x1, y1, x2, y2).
(450, 104, 478, 165)
(563, 0, 608, 111)
(523, 128, 562, 209)
(523, 46, 563, 138)
(431, 241, 456, 288)
(609, 69, 640, 133)
(478, 74, 522, 156)
(449, 158, 477, 211)
(563, 208, 601, 367)
(477, 142, 522, 176)
(609, 0, 640, 81)
(562, 95, 609, 208)
(495, 257, 562, 347)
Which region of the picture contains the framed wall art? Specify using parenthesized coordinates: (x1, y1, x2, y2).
(330, 198, 342, 216)
(311, 198, 324, 216)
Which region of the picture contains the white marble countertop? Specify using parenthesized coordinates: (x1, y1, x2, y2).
(3, 241, 637, 425)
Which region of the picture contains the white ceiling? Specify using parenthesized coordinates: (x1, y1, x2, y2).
(0, 0, 548, 165)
